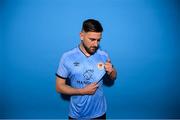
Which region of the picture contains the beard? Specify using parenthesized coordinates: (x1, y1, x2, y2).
(82, 42, 99, 55)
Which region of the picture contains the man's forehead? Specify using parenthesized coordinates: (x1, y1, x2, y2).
(86, 32, 102, 38)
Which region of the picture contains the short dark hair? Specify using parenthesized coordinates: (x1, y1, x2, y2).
(82, 19, 103, 32)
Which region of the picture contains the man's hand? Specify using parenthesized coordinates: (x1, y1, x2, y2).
(80, 82, 99, 95)
(104, 58, 113, 75)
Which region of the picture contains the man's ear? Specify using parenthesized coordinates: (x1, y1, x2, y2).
(80, 32, 84, 41)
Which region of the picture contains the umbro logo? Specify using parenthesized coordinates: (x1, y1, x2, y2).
(73, 62, 80, 66)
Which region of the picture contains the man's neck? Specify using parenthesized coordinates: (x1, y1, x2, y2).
(79, 43, 91, 57)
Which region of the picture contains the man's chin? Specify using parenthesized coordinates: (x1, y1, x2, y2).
(89, 50, 97, 55)
(85, 47, 98, 55)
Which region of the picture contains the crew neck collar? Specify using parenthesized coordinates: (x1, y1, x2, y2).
(78, 44, 97, 58)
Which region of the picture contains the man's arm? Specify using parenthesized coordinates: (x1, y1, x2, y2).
(56, 77, 99, 95)
(107, 67, 117, 80)
(104, 58, 117, 80)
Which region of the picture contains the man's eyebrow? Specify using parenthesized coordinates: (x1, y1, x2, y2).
(89, 38, 96, 40)
(89, 38, 102, 40)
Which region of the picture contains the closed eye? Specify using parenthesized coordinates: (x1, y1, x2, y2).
(89, 38, 101, 42)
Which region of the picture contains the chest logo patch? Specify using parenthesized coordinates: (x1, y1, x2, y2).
(73, 62, 80, 66)
(83, 69, 94, 80)
(97, 62, 104, 70)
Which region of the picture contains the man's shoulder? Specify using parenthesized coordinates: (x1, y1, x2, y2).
(61, 47, 79, 59)
(97, 49, 108, 57)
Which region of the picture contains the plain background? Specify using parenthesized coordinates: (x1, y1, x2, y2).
(0, 0, 179, 119)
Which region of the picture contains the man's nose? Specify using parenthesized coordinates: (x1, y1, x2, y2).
(93, 41, 99, 47)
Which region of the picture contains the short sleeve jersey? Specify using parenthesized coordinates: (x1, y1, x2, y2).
(56, 46, 109, 119)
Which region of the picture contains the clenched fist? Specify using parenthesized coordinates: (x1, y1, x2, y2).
(104, 58, 113, 75)
(81, 82, 99, 95)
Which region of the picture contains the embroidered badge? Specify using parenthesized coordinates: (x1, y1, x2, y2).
(97, 62, 104, 70)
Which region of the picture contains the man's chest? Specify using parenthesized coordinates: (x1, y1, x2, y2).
(68, 55, 106, 85)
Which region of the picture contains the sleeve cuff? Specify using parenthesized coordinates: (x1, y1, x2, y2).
(55, 73, 68, 79)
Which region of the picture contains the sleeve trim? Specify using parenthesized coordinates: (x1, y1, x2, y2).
(55, 73, 67, 79)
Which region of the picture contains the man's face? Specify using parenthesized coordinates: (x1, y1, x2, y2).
(80, 32, 102, 55)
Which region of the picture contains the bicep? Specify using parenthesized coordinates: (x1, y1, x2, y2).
(56, 76, 66, 86)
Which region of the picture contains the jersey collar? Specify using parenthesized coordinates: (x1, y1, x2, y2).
(78, 44, 98, 58)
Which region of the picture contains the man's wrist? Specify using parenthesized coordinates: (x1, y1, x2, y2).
(78, 88, 84, 95)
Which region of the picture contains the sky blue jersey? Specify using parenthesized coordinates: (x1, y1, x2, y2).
(56, 46, 109, 119)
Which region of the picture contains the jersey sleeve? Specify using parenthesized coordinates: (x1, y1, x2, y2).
(56, 54, 69, 79)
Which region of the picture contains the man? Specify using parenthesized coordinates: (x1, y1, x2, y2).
(56, 19, 117, 119)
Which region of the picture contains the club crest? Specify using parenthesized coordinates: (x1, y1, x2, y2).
(97, 62, 104, 70)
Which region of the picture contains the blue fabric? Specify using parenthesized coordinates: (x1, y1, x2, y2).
(56, 46, 109, 118)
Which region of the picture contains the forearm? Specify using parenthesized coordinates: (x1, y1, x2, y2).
(108, 68, 117, 80)
(56, 76, 98, 95)
(56, 84, 83, 95)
